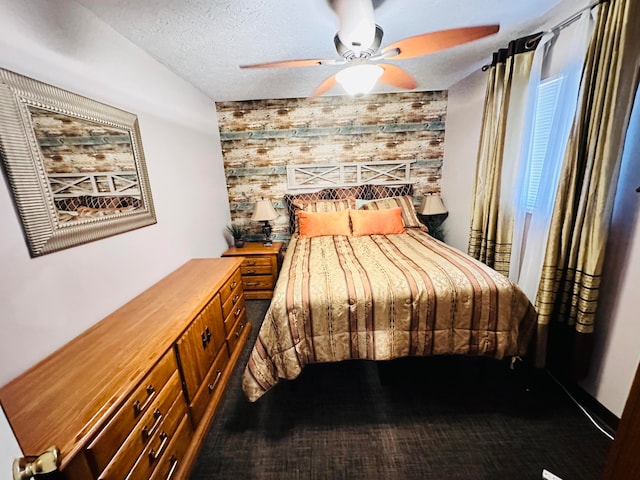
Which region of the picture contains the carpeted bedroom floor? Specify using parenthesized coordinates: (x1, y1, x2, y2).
(190, 300, 613, 480)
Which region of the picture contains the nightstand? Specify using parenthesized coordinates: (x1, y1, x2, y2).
(221, 242, 284, 299)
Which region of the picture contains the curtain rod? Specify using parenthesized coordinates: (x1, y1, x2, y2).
(483, 0, 609, 68)
(546, 0, 608, 34)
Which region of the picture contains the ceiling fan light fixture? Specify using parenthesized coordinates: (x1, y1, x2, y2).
(335, 64, 383, 96)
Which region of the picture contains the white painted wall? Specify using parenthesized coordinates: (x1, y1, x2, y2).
(0, 0, 230, 467)
(441, 68, 487, 252)
(443, 61, 640, 419)
(580, 86, 640, 417)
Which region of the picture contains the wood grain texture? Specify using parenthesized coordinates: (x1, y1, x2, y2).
(216, 93, 447, 242)
(0, 257, 243, 467)
(223, 242, 283, 299)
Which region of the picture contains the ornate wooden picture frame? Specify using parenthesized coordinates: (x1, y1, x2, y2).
(0, 68, 156, 257)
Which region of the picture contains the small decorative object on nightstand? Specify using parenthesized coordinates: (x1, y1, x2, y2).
(222, 242, 284, 299)
(417, 193, 448, 241)
(251, 199, 278, 246)
(226, 222, 247, 248)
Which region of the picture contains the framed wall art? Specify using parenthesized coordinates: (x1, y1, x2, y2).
(0, 68, 156, 257)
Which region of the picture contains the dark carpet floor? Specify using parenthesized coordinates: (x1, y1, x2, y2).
(190, 300, 613, 480)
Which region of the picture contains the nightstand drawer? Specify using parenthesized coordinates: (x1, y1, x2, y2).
(243, 275, 273, 290)
(242, 257, 272, 267)
(241, 264, 272, 276)
(222, 242, 283, 300)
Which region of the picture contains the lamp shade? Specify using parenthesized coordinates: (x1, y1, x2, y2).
(336, 64, 384, 96)
(251, 199, 278, 222)
(418, 194, 448, 215)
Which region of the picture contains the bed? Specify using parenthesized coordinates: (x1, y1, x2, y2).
(241, 169, 537, 402)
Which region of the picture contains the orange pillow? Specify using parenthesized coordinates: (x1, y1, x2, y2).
(350, 207, 405, 236)
(298, 209, 351, 238)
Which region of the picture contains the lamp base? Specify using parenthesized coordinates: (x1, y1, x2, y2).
(261, 220, 273, 246)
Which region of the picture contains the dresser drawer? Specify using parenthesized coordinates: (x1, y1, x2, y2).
(189, 347, 230, 428)
(242, 275, 273, 291)
(223, 295, 245, 335)
(219, 269, 242, 305)
(148, 415, 192, 480)
(221, 283, 243, 320)
(87, 349, 178, 474)
(98, 372, 183, 479)
(125, 392, 189, 480)
(226, 309, 247, 355)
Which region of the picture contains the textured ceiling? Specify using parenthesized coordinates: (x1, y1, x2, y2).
(74, 0, 590, 101)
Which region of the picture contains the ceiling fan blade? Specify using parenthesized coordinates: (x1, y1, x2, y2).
(382, 25, 500, 60)
(240, 58, 340, 69)
(310, 74, 338, 98)
(378, 64, 418, 90)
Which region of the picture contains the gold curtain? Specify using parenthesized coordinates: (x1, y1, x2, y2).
(469, 34, 541, 276)
(535, 0, 640, 375)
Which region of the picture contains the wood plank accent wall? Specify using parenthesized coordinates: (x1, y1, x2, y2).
(216, 91, 447, 241)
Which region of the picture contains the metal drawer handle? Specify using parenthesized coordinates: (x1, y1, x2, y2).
(207, 370, 222, 393)
(246, 269, 256, 274)
(235, 323, 245, 338)
(148, 431, 169, 462)
(234, 307, 241, 318)
(141, 408, 163, 442)
(246, 260, 256, 266)
(230, 281, 237, 290)
(133, 384, 156, 416)
(166, 456, 179, 480)
(201, 327, 212, 348)
(232, 293, 240, 304)
(246, 282, 259, 287)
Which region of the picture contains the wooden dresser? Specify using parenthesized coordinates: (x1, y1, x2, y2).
(0, 258, 249, 479)
(222, 241, 283, 300)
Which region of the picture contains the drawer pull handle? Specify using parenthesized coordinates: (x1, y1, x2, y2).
(166, 456, 179, 480)
(246, 282, 259, 287)
(230, 281, 237, 290)
(201, 326, 212, 348)
(149, 431, 169, 462)
(133, 385, 156, 416)
(246, 260, 256, 266)
(141, 408, 163, 442)
(246, 269, 256, 274)
(235, 323, 245, 338)
(234, 307, 242, 318)
(207, 370, 222, 393)
(232, 293, 240, 304)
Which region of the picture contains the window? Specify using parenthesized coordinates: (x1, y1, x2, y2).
(523, 76, 563, 212)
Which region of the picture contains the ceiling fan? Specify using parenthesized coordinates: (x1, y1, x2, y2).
(240, 0, 499, 98)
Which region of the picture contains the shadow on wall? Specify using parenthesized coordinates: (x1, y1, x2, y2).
(592, 82, 640, 373)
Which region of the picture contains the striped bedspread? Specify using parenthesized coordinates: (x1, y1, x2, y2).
(242, 229, 537, 402)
